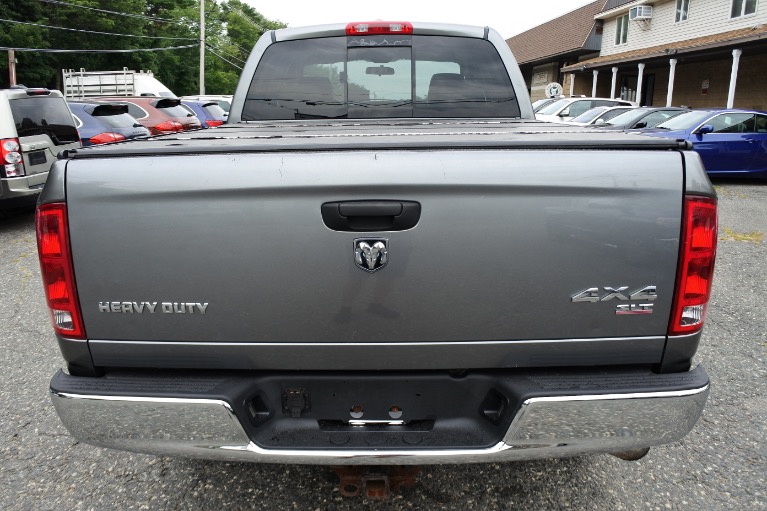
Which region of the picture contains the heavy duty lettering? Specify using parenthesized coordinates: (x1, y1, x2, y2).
(98, 301, 208, 314)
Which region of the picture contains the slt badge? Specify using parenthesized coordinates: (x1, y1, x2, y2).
(354, 238, 388, 273)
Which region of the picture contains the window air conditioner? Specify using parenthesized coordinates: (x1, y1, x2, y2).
(629, 6, 653, 20)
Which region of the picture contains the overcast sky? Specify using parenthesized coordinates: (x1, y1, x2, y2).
(242, 1, 597, 40)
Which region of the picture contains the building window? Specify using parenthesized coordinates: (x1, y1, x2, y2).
(615, 14, 629, 45)
(731, 0, 757, 18)
(676, 0, 691, 22)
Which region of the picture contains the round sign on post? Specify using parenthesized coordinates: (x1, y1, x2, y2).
(545, 82, 563, 98)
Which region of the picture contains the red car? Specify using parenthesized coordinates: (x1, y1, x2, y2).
(94, 96, 202, 135)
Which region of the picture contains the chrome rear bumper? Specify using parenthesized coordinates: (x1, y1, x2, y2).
(50, 368, 710, 465)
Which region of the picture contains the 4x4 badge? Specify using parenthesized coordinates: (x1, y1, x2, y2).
(354, 238, 388, 273)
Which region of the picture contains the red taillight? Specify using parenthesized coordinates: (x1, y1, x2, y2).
(668, 196, 717, 336)
(346, 22, 414, 35)
(88, 132, 126, 145)
(152, 121, 183, 134)
(36, 203, 86, 339)
(206, 120, 224, 127)
(1, 138, 25, 178)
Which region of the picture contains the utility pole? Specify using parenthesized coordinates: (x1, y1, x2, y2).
(199, 0, 205, 95)
(8, 50, 17, 87)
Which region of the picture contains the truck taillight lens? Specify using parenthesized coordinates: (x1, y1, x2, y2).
(346, 22, 414, 35)
(668, 196, 717, 336)
(1, 138, 25, 178)
(36, 203, 86, 339)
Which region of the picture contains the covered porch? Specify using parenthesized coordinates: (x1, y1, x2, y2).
(561, 24, 767, 110)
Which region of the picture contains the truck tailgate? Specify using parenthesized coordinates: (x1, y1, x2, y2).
(66, 147, 682, 355)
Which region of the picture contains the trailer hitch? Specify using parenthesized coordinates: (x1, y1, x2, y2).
(332, 466, 421, 500)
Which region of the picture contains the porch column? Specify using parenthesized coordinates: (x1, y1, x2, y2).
(666, 58, 677, 106)
(727, 49, 742, 108)
(610, 67, 618, 99)
(591, 70, 598, 97)
(636, 63, 645, 105)
(569, 73, 575, 96)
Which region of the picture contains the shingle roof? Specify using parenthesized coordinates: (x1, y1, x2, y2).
(506, 1, 606, 65)
(561, 24, 767, 71)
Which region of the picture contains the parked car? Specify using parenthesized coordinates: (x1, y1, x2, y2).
(68, 101, 150, 146)
(535, 97, 635, 122)
(640, 109, 767, 178)
(565, 105, 636, 126)
(93, 97, 202, 135)
(180, 94, 233, 114)
(180, 99, 227, 128)
(595, 107, 690, 130)
(0, 87, 80, 209)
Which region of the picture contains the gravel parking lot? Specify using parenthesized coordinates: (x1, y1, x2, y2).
(1, 180, 765, 511)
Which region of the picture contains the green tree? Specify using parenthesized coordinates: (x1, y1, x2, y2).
(0, 0, 54, 87)
(0, 0, 283, 94)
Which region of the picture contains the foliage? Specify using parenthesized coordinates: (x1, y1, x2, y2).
(0, 0, 285, 95)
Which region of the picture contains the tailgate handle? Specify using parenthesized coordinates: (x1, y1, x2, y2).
(321, 201, 421, 232)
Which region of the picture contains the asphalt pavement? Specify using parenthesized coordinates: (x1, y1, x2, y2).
(1, 180, 765, 510)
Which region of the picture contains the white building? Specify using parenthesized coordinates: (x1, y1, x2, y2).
(510, 0, 767, 109)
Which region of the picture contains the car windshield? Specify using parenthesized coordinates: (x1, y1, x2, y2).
(569, 107, 609, 123)
(596, 108, 633, 122)
(604, 109, 650, 126)
(532, 98, 556, 111)
(655, 111, 715, 130)
(536, 99, 570, 115)
(243, 35, 520, 120)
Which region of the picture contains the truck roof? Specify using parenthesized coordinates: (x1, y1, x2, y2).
(270, 22, 490, 42)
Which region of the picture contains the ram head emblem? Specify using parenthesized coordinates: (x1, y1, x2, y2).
(354, 239, 389, 273)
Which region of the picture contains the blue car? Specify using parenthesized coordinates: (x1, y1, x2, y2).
(640, 109, 767, 178)
(180, 100, 227, 128)
(68, 101, 150, 146)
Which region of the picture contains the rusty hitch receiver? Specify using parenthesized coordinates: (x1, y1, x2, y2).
(332, 466, 421, 500)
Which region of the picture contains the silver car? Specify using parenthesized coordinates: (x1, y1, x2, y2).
(0, 87, 80, 208)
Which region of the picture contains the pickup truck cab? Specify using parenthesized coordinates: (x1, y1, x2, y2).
(1, 88, 80, 209)
(38, 22, 716, 467)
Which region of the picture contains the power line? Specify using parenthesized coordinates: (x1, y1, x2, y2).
(38, 0, 197, 26)
(205, 43, 246, 65)
(206, 46, 243, 70)
(0, 18, 198, 41)
(0, 44, 199, 53)
(229, 7, 268, 33)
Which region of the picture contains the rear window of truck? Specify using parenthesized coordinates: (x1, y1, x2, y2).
(243, 35, 520, 120)
(10, 97, 79, 145)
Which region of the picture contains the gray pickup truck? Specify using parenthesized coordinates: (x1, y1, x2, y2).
(37, 22, 717, 467)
